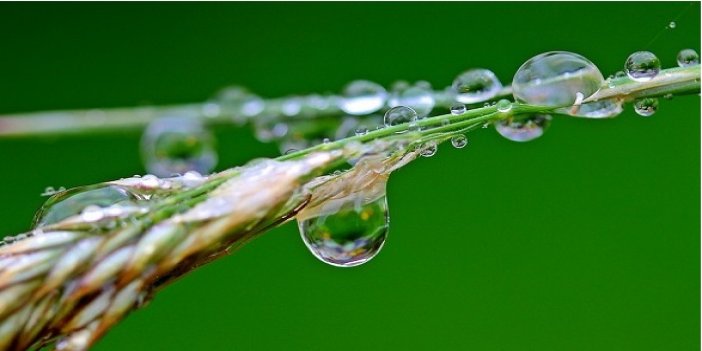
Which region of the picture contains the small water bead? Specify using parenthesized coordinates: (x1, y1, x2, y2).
(420, 141, 438, 157)
(450, 135, 468, 149)
(495, 114, 552, 142)
(141, 116, 217, 177)
(677, 49, 700, 67)
(450, 104, 466, 115)
(32, 185, 139, 228)
(452, 69, 503, 104)
(669, 21, 676, 29)
(633, 97, 659, 117)
(340, 80, 388, 115)
(625, 51, 661, 82)
(496, 99, 512, 112)
(568, 99, 623, 119)
(388, 85, 436, 118)
(512, 51, 604, 107)
(383, 106, 417, 132)
(355, 127, 368, 136)
(298, 188, 390, 267)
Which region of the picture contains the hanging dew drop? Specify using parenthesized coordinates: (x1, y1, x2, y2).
(633, 97, 659, 117)
(420, 141, 438, 157)
(452, 68, 503, 104)
(32, 185, 140, 228)
(339, 80, 388, 115)
(297, 181, 390, 267)
(668, 21, 676, 29)
(450, 135, 468, 149)
(450, 104, 466, 115)
(383, 106, 417, 132)
(495, 114, 552, 142)
(512, 51, 604, 107)
(141, 116, 217, 177)
(625, 51, 661, 82)
(677, 49, 700, 67)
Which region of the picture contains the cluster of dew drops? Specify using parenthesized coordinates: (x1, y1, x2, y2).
(4, 48, 698, 269)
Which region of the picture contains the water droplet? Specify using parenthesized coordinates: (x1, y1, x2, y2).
(420, 141, 438, 157)
(567, 99, 623, 119)
(633, 97, 659, 117)
(298, 185, 389, 267)
(677, 48, 700, 67)
(388, 84, 436, 118)
(383, 106, 417, 132)
(450, 135, 468, 149)
(625, 51, 661, 82)
(614, 71, 627, 78)
(355, 127, 368, 136)
(495, 114, 552, 142)
(496, 99, 512, 112)
(452, 69, 503, 104)
(668, 21, 676, 29)
(216, 86, 265, 124)
(281, 97, 303, 116)
(32, 185, 139, 228)
(340, 80, 388, 115)
(141, 116, 217, 177)
(322, 138, 331, 144)
(450, 104, 466, 115)
(512, 51, 604, 107)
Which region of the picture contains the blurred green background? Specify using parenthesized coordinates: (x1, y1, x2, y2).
(0, 2, 699, 350)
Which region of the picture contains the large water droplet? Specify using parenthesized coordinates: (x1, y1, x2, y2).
(625, 51, 661, 82)
(677, 49, 700, 67)
(32, 185, 139, 228)
(495, 114, 552, 142)
(633, 97, 659, 117)
(340, 80, 388, 115)
(298, 184, 389, 267)
(388, 84, 436, 118)
(452, 69, 502, 104)
(512, 51, 604, 107)
(383, 106, 417, 132)
(141, 116, 217, 177)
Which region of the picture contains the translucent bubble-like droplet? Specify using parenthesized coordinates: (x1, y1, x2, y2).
(496, 99, 512, 112)
(383, 106, 417, 132)
(668, 21, 676, 29)
(298, 185, 389, 267)
(567, 99, 623, 119)
(450, 135, 468, 149)
(32, 185, 138, 228)
(495, 114, 552, 142)
(141, 116, 217, 177)
(452, 69, 503, 104)
(677, 49, 700, 67)
(388, 85, 436, 118)
(450, 104, 466, 115)
(420, 141, 438, 157)
(340, 80, 388, 115)
(633, 97, 659, 117)
(216, 86, 265, 124)
(625, 51, 661, 82)
(512, 51, 604, 107)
